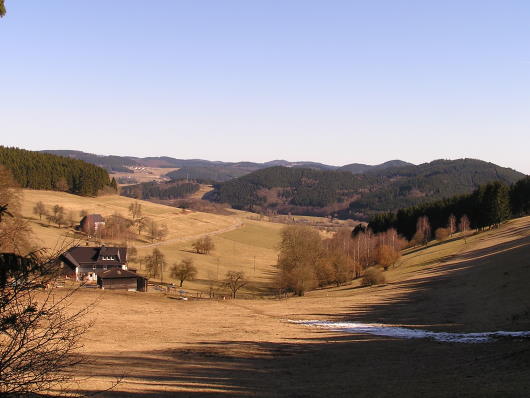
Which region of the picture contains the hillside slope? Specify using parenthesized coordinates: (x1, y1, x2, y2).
(0, 146, 114, 196)
(71, 216, 530, 397)
(19, 190, 283, 293)
(209, 159, 525, 218)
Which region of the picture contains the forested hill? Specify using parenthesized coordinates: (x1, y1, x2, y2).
(41, 150, 139, 173)
(0, 146, 115, 196)
(338, 159, 413, 173)
(208, 159, 526, 219)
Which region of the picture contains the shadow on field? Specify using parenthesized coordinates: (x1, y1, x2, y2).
(332, 233, 530, 331)
(75, 225, 530, 397)
(76, 336, 530, 397)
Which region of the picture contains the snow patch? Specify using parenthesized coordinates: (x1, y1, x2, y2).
(289, 320, 530, 343)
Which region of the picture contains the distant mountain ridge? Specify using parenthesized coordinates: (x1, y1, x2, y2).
(338, 160, 413, 174)
(41, 150, 412, 181)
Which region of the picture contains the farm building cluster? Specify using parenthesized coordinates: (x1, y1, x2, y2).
(58, 245, 148, 292)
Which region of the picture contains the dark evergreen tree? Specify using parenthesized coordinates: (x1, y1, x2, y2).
(0, 146, 113, 196)
(480, 182, 511, 228)
(510, 177, 530, 216)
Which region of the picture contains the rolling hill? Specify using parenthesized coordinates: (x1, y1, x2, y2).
(338, 159, 413, 174)
(208, 159, 526, 219)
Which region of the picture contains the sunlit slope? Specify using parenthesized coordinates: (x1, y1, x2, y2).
(295, 216, 530, 332)
(133, 219, 283, 294)
(20, 189, 240, 248)
(19, 189, 283, 292)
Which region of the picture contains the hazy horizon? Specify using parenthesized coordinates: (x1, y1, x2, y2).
(2, 1, 530, 173)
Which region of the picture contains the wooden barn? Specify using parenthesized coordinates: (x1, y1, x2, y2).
(97, 269, 148, 292)
(79, 214, 105, 235)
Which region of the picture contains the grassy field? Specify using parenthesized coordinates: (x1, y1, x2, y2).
(56, 215, 530, 397)
(188, 184, 214, 199)
(18, 190, 530, 396)
(111, 167, 179, 186)
(20, 189, 283, 294)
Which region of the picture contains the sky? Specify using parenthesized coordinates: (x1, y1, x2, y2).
(1, 0, 529, 173)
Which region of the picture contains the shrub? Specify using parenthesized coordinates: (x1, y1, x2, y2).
(375, 244, 401, 271)
(361, 267, 386, 286)
(435, 227, 449, 241)
(192, 236, 215, 254)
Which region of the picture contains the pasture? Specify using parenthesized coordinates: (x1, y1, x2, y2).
(56, 215, 530, 397)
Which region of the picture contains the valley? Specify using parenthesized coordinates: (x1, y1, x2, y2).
(3, 4, 530, 397)
(3, 146, 530, 398)
(58, 215, 530, 397)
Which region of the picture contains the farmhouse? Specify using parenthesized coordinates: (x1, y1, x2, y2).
(59, 246, 128, 282)
(79, 214, 105, 235)
(97, 268, 148, 292)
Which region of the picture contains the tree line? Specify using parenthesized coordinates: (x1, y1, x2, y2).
(0, 146, 116, 196)
(274, 175, 530, 297)
(368, 177, 530, 240)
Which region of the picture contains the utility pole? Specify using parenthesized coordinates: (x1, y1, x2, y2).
(216, 257, 220, 280)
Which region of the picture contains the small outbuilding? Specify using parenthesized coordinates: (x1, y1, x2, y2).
(79, 214, 105, 235)
(97, 269, 148, 292)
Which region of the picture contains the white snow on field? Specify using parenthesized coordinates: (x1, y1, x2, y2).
(289, 320, 530, 343)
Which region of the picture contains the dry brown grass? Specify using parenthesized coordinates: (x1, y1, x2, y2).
(112, 167, 179, 186)
(55, 216, 530, 397)
(19, 190, 283, 294)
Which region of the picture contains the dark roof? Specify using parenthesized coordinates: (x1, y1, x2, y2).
(80, 214, 105, 224)
(99, 268, 146, 279)
(61, 246, 127, 267)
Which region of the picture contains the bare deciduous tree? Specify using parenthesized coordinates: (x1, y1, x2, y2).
(128, 202, 143, 221)
(0, 251, 89, 396)
(276, 225, 324, 296)
(413, 216, 431, 246)
(448, 214, 457, 236)
(0, 172, 91, 396)
(143, 248, 166, 280)
(375, 244, 401, 271)
(146, 219, 168, 243)
(32, 201, 47, 221)
(192, 236, 215, 254)
(170, 258, 197, 287)
(224, 271, 247, 298)
(47, 205, 66, 228)
(459, 214, 471, 243)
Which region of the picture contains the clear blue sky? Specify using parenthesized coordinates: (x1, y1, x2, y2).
(1, 1, 529, 173)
